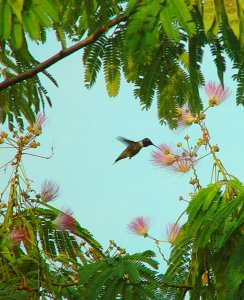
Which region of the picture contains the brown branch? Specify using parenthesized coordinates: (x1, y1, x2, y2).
(0, 13, 127, 91)
(159, 282, 193, 290)
(45, 279, 193, 290)
(49, 281, 193, 290)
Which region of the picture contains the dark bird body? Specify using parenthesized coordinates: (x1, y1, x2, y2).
(114, 137, 157, 164)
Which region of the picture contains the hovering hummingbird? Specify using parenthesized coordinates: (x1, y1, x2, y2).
(114, 137, 158, 164)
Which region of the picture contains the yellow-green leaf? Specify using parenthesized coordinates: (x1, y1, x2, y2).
(160, 6, 181, 42)
(3, 3, 12, 40)
(106, 71, 120, 97)
(42, 0, 59, 22)
(179, 52, 189, 69)
(224, 0, 240, 38)
(11, 20, 23, 48)
(171, 0, 196, 35)
(237, 0, 244, 48)
(8, 0, 24, 22)
(203, 0, 217, 33)
(32, 5, 52, 27)
(23, 10, 40, 40)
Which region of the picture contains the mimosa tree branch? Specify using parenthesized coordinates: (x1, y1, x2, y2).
(0, 13, 127, 91)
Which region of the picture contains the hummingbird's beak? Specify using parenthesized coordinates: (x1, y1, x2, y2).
(153, 144, 161, 150)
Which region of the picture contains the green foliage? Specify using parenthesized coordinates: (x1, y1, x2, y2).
(81, 0, 243, 126)
(203, 0, 218, 34)
(234, 59, 244, 105)
(83, 36, 107, 88)
(103, 36, 121, 97)
(159, 238, 193, 299)
(0, 127, 105, 298)
(78, 250, 161, 300)
(185, 179, 244, 298)
(124, 0, 161, 64)
(0, 203, 104, 298)
(209, 37, 226, 86)
(223, 235, 244, 300)
(0, 0, 243, 127)
(0, 2, 244, 298)
(0, 47, 58, 129)
(156, 179, 244, 299)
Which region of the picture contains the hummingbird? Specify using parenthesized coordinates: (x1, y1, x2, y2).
(114, 137, 158, 164)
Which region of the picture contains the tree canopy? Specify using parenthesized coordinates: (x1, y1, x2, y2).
(0, 0, 243, 128)
(0, 1, 243, 299)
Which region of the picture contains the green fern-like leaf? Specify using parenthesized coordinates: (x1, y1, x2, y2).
(78, 251, 160, 300)
(234, 59, 244, 105)
(223, 235, 244, 300)
(39, 222, 57, 258)
(125, 0, 161, 64)
(159, 2, 181, 42)
(83, 36, 107, 88)
(220, 12, 240, 63)
(156, 67, 190, 127)
(188, 36, 204, 112)
(187, 183, 222, 224)
(54, 230, 68, 255)
(103, 37, 121, 97)
(227, 178, 244, 193)
(209, 37, 226, 86)
(133, 50, 161, 110)
(63, 231, 79, 261)
(202, 193, 244, 249)
(160, 238, 192, 299)
(129, 250, 158, 270)
(170, 0, 196, 36)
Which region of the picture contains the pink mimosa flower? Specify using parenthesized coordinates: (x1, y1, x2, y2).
(152, 144, 196, 173)
(151, 145, 177, 167)
(34, 113, 47, 130)
(171, 157, 193, 173)
(53, 209, 76, 231)
(152, 145, 195, 173)
(127, 216, 151, 237)
(204, 81, 231, 106)
(165, 223, 180, 243)
(176, 106, 197, 128)
(41, 180, 60, 202)
(9, 227, 28, 245)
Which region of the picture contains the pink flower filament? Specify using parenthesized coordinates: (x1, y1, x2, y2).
(41, 180, 60, 202)
(152, 145, 195, 173)
(127, 216, 151, 237)
(166, 223, 180, 243)
(53, 209, 76, 231)
(204, 81, 231, 106)
(34, 113, 47, 130)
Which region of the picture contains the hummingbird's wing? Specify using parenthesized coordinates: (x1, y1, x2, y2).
(116, 137, 136, 146)
(114, 137, 141, 164)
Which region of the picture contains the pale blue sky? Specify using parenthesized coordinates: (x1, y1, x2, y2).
(3, 35, 244, 267)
